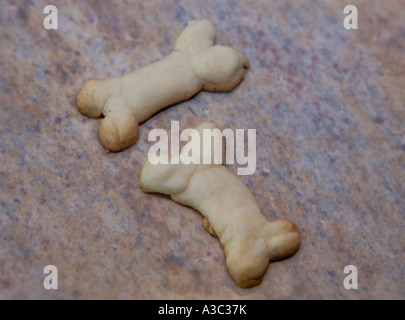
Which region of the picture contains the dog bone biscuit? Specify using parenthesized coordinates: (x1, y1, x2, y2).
(140, 122, 301, 288)
(77, 20, 249, 152)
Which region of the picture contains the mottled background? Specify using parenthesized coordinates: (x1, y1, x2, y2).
(0, 0, 404, 299)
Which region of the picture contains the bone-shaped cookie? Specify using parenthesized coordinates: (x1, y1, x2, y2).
(77, 20, 249, 152)
(140, 122, 301, 288)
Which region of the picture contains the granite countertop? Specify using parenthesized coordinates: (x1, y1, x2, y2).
(0, 0, 404, 299)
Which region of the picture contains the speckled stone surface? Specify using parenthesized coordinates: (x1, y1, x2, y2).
(0, 0, 404, 299)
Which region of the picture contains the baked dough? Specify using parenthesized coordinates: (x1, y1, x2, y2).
(140, 122, 301, 288)
(77, 20, 249, 152)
